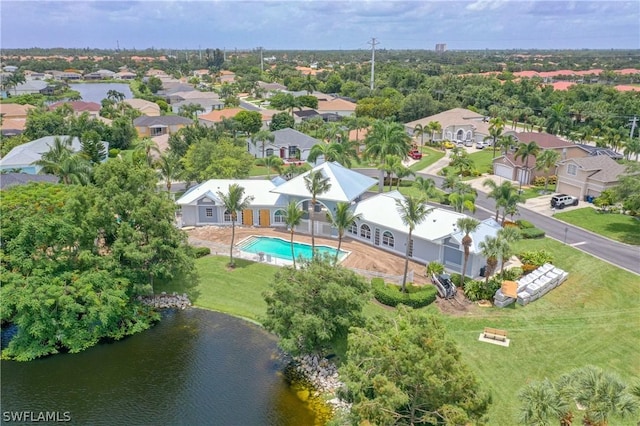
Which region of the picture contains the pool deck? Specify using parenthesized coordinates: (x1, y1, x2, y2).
(186, 225, 429, 285)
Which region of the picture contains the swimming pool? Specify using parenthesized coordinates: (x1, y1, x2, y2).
(237, 236, 348, 262)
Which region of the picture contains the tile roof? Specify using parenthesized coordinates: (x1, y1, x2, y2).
(317, 98, 356, 112)
(270, 161, 377, 203)
(559, 156, 627, 183)
(405, 108, 490, 135)
(512, 132, 574, 149)
(0, 103, 36, 118)
(271, 128, 321, 150)
(133, 116, 193, 126)
(49, 101, 101, 112)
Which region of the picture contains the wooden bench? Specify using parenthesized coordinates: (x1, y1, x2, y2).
(483, 327, 508, 342)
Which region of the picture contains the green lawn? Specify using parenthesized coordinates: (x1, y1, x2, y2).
(554, 207, 640, 245)
(467, 149, 497, 174)
(248, 164, 276, 178)
(409, 147, 445, 172)
(158, 239, 640, 425)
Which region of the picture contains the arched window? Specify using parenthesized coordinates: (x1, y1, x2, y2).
(360, 224, 371, 239)
(266, 148, 274, 157)
(382, 231, 395, 248)
(456, 129, 464, 141)
(223, 210, 233, 222)
(348, 222, 358, 234)
(274, 209, 285, 223)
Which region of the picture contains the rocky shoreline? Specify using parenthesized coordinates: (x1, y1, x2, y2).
(138, 293, 192, 309)
(289, 354, 352, 413)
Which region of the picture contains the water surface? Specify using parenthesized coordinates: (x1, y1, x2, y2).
(69, 83, 133, 103)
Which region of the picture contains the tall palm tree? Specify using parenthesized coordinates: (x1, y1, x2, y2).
(427, 120, 442, 145)
(483, 179, 522, 222)
(456, 217, 480, 287)
(33, 136, 92, 185)
(395, 195, 432, 292)
(107, 89, 125, 103)
(514, 141, 541, 189)
(545, 103, 570, 135)
(623, 137, 640, 161)
(364, 119, 411, 191)
(326, 202, 361, 265)
(304, 170, 331, 257)
(496, 134, 517, 157)
(518, 379, 571, 426)
(300, 74, 318, 94)
(379, 154, 402, 192)
(413, 123, 426, 147)
(217, 184, 254, 267)
(478, 236, 501, 286)
(133, 137, 160, 166)
(395, 164, 414, 190)
(535, 149, 561, 194)
(449, 182, 477, 213)
(487, 116, 505, 158)
(283, 201, 305, 268)
(251, 129, 275, 159)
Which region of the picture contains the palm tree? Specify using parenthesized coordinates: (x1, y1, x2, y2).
(449, 182, 476, 213)
(496, 134, 517, 156)
(518, 379, 571, 426)
(326, 202, 361, 265)
(251, 129, 275, 159)
(300, 74, 318, 94)
(106, 89, 125, 103)
(156, 152, 183, 192)
(413, 176, 438, 202)
(623, 137, 640, 161)
(133, 137, 160, 166)
(427, 120, 442, 145)
(304, 170, 331, 256)
(545, 103, 570, 135)
(563, 365, 638, 426)
(264, 155, 284, 179)
(379, 155, 402, 191)
(497, 227, 521, 276)
(483, 179, 523, 223)
(364, 119, 411, 191)
(535, 149, 561, 194)
(395, 164, 414, 190)
(283, 201, 305, 268)
(456, 217, 480, 287)
(413, 123, 426, 148)
(478, 236, 501, 286)
(395, 195, 432, 292)
(514, 141, 541, 189)
(216, 184, 255, 267)
(33, 136, 92, 185)
(487, 116, 505, 158)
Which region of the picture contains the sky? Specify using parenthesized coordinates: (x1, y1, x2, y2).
(1, 0, 639, 51)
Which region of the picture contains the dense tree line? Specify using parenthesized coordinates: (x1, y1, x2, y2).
(0, 159, 196, 361)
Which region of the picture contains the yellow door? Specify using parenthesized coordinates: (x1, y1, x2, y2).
(242, 209, 253, 226)
(259, 209, 270, 227)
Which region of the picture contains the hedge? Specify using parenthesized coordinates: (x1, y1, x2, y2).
(193, 247, 211, 258)
(520, 227, 546, 239)
(516, 219, 535, 229)
(371, 278, 437, 309)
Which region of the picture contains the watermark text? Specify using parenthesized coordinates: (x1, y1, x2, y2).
(2, 411, 71, 423)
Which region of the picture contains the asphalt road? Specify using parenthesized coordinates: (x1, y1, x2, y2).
(354, 168, 640, 275)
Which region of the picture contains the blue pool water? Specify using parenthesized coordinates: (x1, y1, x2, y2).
(238, 236, 347, 262)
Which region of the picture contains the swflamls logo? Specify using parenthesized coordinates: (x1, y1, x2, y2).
(2, 411, 71, 422)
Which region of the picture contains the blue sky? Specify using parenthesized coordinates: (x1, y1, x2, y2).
(2, 1, 638, 51)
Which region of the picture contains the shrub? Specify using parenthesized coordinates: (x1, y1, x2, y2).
(193, 247, 211, 258)
(450, 273, 474, 288)
(371, 278, 437, 309)
(255, 158, 265, 167)
(516, 219, 535, 229)
(520, 227, 546, 239)
(464, 278, 502, 302)
(499, 267, 523, 281)
(519, 250, 553, 267)
(108, 148, 120, 158)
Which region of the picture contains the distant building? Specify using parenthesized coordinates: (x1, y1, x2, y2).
(435, 43, 447, 53)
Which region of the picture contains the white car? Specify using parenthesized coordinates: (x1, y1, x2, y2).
(476, 141, 486, 149)
(464, 140, 474, 147)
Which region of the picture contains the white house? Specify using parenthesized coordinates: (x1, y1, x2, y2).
(176, 162, 499, 276)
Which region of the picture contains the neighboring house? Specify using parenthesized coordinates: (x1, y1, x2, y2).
(49, 101, 101, 118)
(158, 82, 195, 96)
(492, 132, 589, 185)
(198, 108, 273, 128)
(133, 116, 193, 138)
(122, 98, 161, 116)
(114, 71, 136, 80)
(575, 144, 623, 160)
(171, 99, 225, 114)
(166, 90, 220, 105)
(218, 71, 236, 84)
(0, 136, 82, 174)
(555, 156, 627, 199)
(0, 103, 35, 134)
(50, 71, 82, 81)
(0, 173, 58, 190)
(405, 108, 490, 144)
(257, 81, 287, 98)
(84, 69, 116, 80)
(177, 161, 498, 277)
(315, 97, 356, 117)
(247, 128, 320, 161)
(293, 108, 321, 123)
(11, 80, 49, 95)
(351, 191, 501, 276)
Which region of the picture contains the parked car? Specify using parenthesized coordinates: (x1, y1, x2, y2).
(464, 140, 474, 147)
(476, 141, 486, 149)
(408, 149, 423, 160)
(550, 194, 579, 209)
(442, 140, 455, 149)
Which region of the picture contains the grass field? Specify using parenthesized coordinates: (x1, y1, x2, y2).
(554, 207, 640, 245)
(467, 148, 497, 174)
(158, 238, 640, 425)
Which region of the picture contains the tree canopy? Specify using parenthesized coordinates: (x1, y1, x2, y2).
(340, 306, 490, 425)
(261, 257, 370, 355)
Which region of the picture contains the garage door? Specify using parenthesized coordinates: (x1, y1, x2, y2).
(494, 164, 513, 180)
(556, 181, 581, 198)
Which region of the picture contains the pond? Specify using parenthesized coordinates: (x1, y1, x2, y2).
(68, 83, 133, 103)
(0, 309, 316, 425)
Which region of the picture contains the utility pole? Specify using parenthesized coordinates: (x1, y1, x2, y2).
(368, 37, 379, 92)
(629, 116, 638, 140)
(258, 46, 264, 72)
